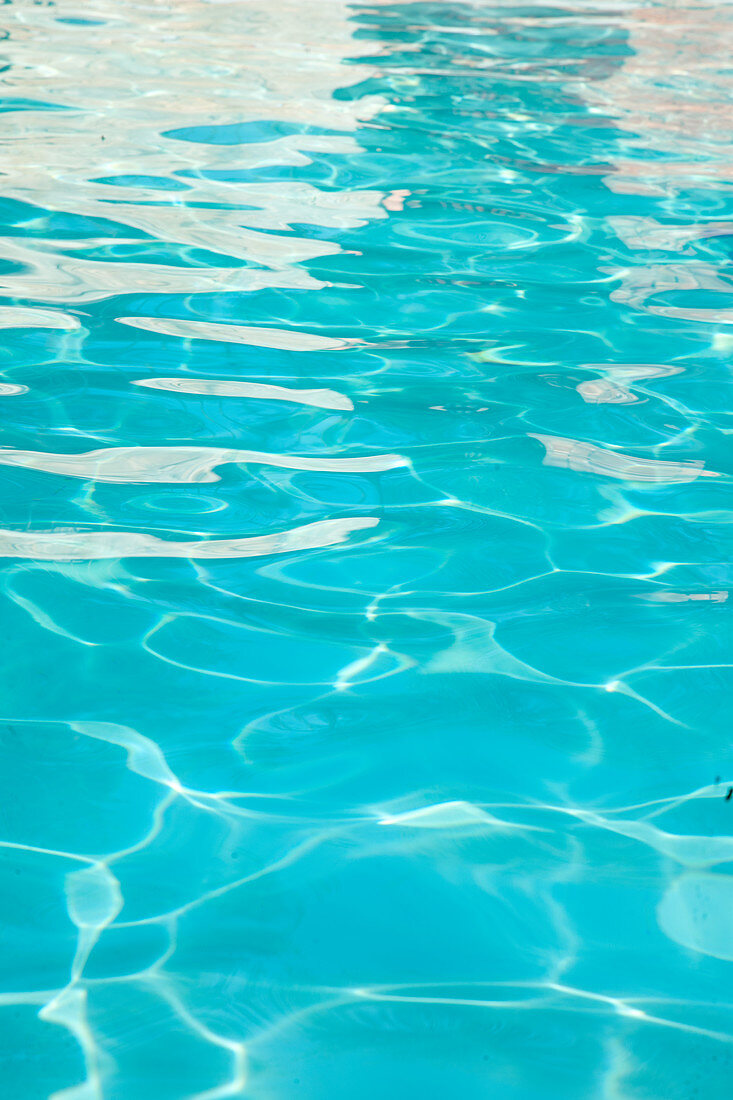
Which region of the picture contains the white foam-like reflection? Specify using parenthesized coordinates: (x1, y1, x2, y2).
(0, 237, 327, 304)
(118, 316, 359, 351)
(576, 379, 638, 405)
(576, 363, 683, 404)
(0, 516, 378, 561)
(0, 306, 80, 330)
(0, 0, 390, 305)
(530, 434, 717, 483)
(658, 874, 733, 961)
(610, 216, 733, 252)
(607, 262, 733, 325)
(641, 591, 728, 604)
(133, 376, 354, 411)
(583, 1, 733, 200)
(0, 444, 407, 483)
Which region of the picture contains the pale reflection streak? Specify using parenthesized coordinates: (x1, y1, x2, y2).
(610, 215, 733, 254)
(581, 1, 733, 195)
(0, 237, 327, 304)
(0, 306, 80, 330)
(641, 591, 728, 604)
(576, 379, 638, 405)
(607, 261, 733, 325)
(529, 434, 718, 483)
(589, 0, 733, 334)
(0, 517, 378, 561)
(132, 377, 354, 411)
(378, 800, 545, 832)
(576, 363, 683, 405)
(118, 316, 360, 351)
(0, 445, 407, 483)
(0, 0, 389, 300)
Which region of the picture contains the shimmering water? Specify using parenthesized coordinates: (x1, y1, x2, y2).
(1, 1, 732, 1096)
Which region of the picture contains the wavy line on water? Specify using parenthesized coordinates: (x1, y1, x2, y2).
(377, 800, 545, 833)
(132, 377, 353, 411)
(0, 516, 378, 561)
(118, 316, 360, 350)
(0, 445, 407, 483)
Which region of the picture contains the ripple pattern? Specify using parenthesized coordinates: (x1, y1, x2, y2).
(1, 2, 732, 1099)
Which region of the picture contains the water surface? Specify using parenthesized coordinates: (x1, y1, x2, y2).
(1, 1, 732, 1097)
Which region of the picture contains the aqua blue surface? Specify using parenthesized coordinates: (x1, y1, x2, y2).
(0, 1, 732, 1097)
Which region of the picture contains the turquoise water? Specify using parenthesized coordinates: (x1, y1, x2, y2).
(1, 0, 732, 1095)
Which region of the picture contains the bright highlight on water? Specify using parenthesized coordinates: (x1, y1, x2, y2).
(1, 1, 731, 1098)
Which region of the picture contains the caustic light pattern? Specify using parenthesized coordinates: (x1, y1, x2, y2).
(0, 2, 731, 1099)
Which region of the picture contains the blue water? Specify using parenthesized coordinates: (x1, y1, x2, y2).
(1, 1, 732, 1096)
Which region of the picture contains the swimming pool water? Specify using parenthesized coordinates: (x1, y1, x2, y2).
(1, 1, 732, 1097)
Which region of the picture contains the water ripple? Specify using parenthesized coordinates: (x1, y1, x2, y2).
(1, 1, 731, 1098)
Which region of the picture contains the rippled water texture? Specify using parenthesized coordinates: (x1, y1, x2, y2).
(1, 1, 732, 1097)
